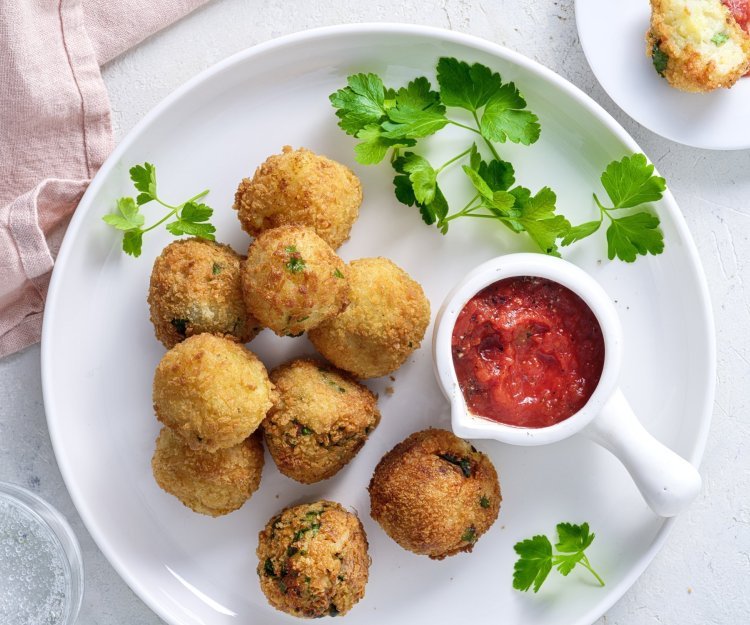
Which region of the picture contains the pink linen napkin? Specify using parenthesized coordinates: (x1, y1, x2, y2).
(0, 0, 210, 358)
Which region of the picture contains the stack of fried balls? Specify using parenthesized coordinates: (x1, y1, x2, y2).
(145, 146, 500, 618)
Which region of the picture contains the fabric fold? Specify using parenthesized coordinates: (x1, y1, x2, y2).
(83, 0, 213, 65)
(0, 0, 211, 358)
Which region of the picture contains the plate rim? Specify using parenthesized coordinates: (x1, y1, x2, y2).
(41, 22, 717, 625)
(574, 0, 750, 151)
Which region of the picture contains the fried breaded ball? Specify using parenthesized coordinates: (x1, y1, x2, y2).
(368, 429, 501, 560)
(151, 427, 264, 516)
(308, 257, 430, 379)
(153, 334, 275, 451)
(233, 146, 362, 249)
(241, 226, 349, 337)
(147, 238, 261, 349)
(263, 359, 380, 483)
(647, 0, 750, 92)
(257, 501, 370, 618)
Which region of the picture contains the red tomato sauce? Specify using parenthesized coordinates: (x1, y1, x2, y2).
(451, 277, 605, 428)
(723, 0, 750, 32)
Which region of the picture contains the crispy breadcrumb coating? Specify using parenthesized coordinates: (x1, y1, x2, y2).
(257, 501, 370, 618)
(647, 0, 750, 92)
(263, 359, 380, 483)
(152, 427, 264, 516)
(308, 257, 430, 379)
(233, 146, 362, 249)
(147, 238, 261, 348)
(241, 226, 349, 337)
(369, 429, 501, 560)
(152, 334, 275, 451)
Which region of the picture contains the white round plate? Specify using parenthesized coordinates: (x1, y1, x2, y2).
(42, 24, 715, 625)
(576, 0, 750, 150)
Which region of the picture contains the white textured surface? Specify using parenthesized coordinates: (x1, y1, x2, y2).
(0, 1, 748, 623)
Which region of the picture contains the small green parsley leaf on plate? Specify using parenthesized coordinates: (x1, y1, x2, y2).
(606, 212, 664, 262)
(354, 125, 415, 165)
(165, 201, 216, 240)
(165, 220, 216, 239)
(102, 197, 145, 232)
(480, 83, 541, 145)
(554, 522, 595, 575)
(399, 153, 438, 205)
(381, 109, 449, 140)
(463, 165, 495, 201)
(122, 229, 144, 258)
(129, 162, 157, 205)
(329, 73, 388, 136)
(560, 219, 602, 247)
(477, 157, 515, 192)
(393, 154, 448, 228)
(180, 201, 213, 223)
(513, 187, 570, 256)
(600, 153, 666, 209)
(513, 535, 553, 593)
(380, 77, 448, 139)
(436, 57, 504, 112)
(392, 76, 444, 114)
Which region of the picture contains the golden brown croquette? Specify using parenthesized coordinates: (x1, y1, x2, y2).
(368, 429, 501, 560)
(151, 427, 264, 516)
(257, 501, 370, 618)
(263, 359, 380, 483)
(308, 257, 430, 379)
(147, 238, 261, 348)
(241, 226, 349, 337)
(233, 146, 362, 249)
(647, 0, 750, 92)
(152, 334, 275, 452)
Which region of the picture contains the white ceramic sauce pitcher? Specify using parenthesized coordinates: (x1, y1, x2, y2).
(433, 253, 701, 517)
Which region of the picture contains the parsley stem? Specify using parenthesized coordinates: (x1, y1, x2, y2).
(593, 193, 612, 221)
(141, 208, 179, 234)
(472, 111, 502, 162)
(444, 194, 481, 222)
(142, 189, 210, 233)
(435, 146, 474, 174)
(448, 120, 481, 134)
(579, 555, 605, 587)
(155, 189, 210, 211)
(154, 198, 181, 211)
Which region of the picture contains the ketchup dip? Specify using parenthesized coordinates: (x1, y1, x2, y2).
(451, 276, 605, 428)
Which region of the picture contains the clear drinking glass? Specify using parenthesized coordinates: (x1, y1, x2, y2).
(0, 482, 83, 625)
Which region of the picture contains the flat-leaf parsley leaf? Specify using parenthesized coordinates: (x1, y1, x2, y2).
(563, 154, 665, 262)
(513, 522, 604, 593)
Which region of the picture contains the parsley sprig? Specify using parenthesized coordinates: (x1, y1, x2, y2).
(102, 163, 216, 257)
(562, 154, 665, 262)
(513, 522, 604, 593)
(330, 58, 566, 255)
(330, 58, 666, 262)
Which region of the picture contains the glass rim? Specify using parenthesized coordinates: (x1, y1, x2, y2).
(0, 481, 84, 625)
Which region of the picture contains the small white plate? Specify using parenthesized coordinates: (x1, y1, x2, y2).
(42, 24, 715, 625)
(576, 0, 750, 150)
